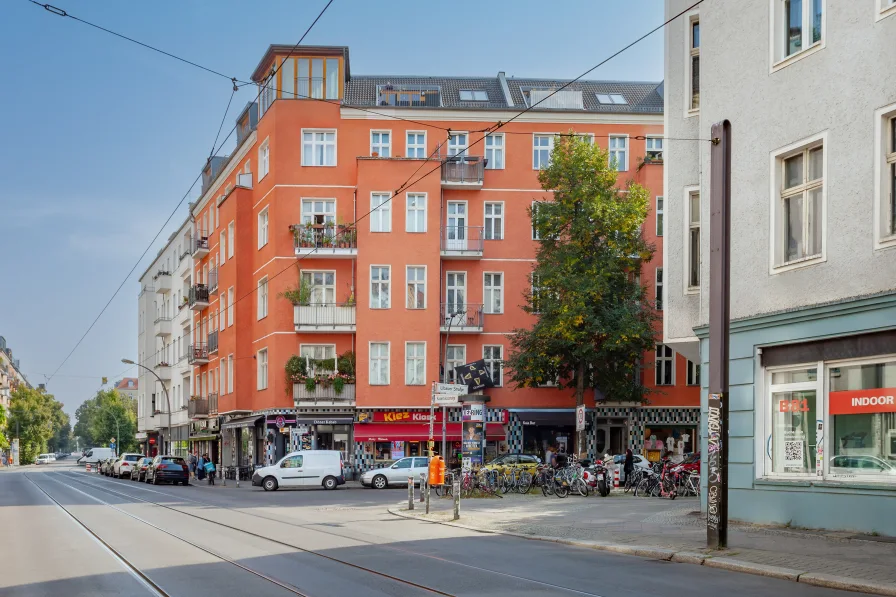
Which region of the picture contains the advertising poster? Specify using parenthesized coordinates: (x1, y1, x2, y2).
(391, 441, 405, 460)
(462, 421, 483, 465)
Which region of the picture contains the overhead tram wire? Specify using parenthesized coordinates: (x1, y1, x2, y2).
(44, 0, 337, 383)
(129, 0, 710, 371)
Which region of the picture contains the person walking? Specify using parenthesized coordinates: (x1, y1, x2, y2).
(197, 453, 206, 481)
(624, 448, 634, 485)
(189, 451, 198, 479)
(203, 453, 216, 485)
(544, 445, 554, 469)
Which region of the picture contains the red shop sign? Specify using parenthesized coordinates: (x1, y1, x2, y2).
(371, 411, 445, 423)
(829, 388, 896, 415)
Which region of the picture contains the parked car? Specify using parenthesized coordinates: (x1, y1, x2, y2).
(145, 455, 189, 485)
(609, 453, 652, 480)
(253, 450, 346, 491)
(113, 453, 143, 479)
(36, 453, 55, 465)
(55, 453, 67, 460)
(133, 457, 153, 482)
(78, 447, 115, 465)
(830, 455, 896, 475)
(481, 454, 541, 473)
(361, 456, 429, 489)
(101, 458, 116, 476)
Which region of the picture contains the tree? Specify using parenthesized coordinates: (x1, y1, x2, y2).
(505, 134, 658, 457)
(0, 403, 9, 451)
(74, 389, 138, 453)
(47, 399, 72, 453)
(7, 386, 58, 464)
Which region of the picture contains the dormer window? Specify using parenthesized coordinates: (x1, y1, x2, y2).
(377, 84, 441, 107)
(459, 90, 489, 101)
(596, 93, 628, 105)
(522, 88, 583, 110)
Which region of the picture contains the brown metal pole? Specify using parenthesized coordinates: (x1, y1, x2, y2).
(708, 120, 731, 549)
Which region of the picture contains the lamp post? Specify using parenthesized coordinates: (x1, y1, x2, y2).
(100, 408, 120, 456)
(122, 358, 171, 455)
(441, 307, 466, 459)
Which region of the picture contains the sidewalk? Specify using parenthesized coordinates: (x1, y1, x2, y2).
(390, 492, 896, 596)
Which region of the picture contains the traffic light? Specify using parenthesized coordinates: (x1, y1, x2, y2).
(429, 456, 445, 485)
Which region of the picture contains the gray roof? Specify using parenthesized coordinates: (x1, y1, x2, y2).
(344, 75, 662, 114)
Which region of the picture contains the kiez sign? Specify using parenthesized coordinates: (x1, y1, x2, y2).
(829, 388, 896, 415)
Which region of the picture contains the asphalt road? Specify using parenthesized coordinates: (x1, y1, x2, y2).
(0, 462, 858, 597)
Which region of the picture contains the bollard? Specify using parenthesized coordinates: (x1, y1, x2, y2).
(407, 476, 415, 510)
(452, 476, 460, 520)
(614, 468, 620, 488)
(419, 473, 426, 503)
(425, 477, 431, 514)
(222, 466, 226, 487)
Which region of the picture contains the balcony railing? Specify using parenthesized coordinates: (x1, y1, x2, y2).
(188, 397, 209, 419)
(154, 362, 172, 381)
(208, 330, 218, 353)
(187, 343, 209, 365)
(294, 303, 357, 332)
(153, 316, 172, 338)
(441, 155, 485, 188)
(191, 234, 210, 257)
(440, 303, 484, 332)
(208, 392, 218, 415)
(154, 271, 172, 293)
(189, 284, 210, 310)
(292, 224, 357, 258)
(440, 226, 484, 258)
(293, 382, 356, 403)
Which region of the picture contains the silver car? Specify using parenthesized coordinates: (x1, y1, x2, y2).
(361, 456, 429, 489)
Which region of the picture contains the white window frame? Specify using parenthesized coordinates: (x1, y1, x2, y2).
(686, 359, 700, 386)
(257, 348, 268, 390)
(258, 138, 270, 180)
(769, 131, 827, 273)
(655, 196, 664, 237)
(532, 134, 554, 169)
(447, 132, 468, 158)
(406, 193, 427, 233)
(219, 231, 226, 264)
(485, 133, 505, 170)
(258, 207, 269, 249)
(608, 135, 629, 171)
(219, 296, 226, 332)
(770, 0, 826, 72)
(227, 221, 235, 258)
(370, 265, 391, 309)
(404, 342, 426, 386)
(370, 130, 391, 157)
(483, 345, 504, 387)
(483, 272, 504, 314)
(301, 270, 336, 304)
(227, 354, 234, 394)
(301, 129, 337, 167)
(406, 130, 427, 158)
(299, 344, 337, 374)
(531, 201, 541, 240)
(227, 287, 235, 326)
(878, 0, 896, 20)
(445, 345, 466, 383)
(484, 202, 504, 240)
(257, 277, 268, 320)
(655, 344, 674, 386)
(686, 188, 701, 291)
(405, 265, 426, 309)
(685, 12, 700, 116)
(370, 192, 392, 233)
(655, 267, 663, 311)
(369, 342, 390, 385)
(645, 136, 664, 161)
(874, 105, 896, 249)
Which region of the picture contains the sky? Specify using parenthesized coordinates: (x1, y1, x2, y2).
(0, 0, 664, 418)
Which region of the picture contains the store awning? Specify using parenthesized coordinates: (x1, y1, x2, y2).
(221, 416, 262, 430)
(354, 423, 505, 443)
(189, 435, 219, 441)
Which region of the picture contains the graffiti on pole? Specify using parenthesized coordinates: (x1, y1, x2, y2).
(706, 394, 723, 531)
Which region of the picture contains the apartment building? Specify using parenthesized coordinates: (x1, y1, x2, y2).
(665, 1, 896, 534)
(178, 44, 696, 475)
(136, 218, 196, 457)
(0, 336, 32, 411)
(112, 378, 138, 401)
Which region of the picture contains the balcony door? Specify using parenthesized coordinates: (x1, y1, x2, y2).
(301, 271, 335, 304)
(301, 200, 336, 245)
(445, 272, 467, 327)
(446, 202, 467, 251)
(300, 344, 336, 376)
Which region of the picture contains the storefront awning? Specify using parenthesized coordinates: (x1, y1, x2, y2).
(189, 435, 219, 441)
(354, 423, 505, 442)
(221, 416, 262, 430)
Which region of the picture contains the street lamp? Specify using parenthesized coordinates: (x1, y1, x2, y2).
(121, 358, 171, 455)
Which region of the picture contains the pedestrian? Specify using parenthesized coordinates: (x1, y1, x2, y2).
(189, 451, 198, 479)
(203, 453, 215, 485)
(624, 448, 634, 483)
(544, 445, 554, 469)
(197, 453, 206, 481)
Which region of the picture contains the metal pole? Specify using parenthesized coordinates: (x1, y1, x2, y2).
(425, 475, 431, 514)
(707, 120, 732, 549)
(442, 309, 462, 461)
(407, 476, 414, 510)
(452, 475, 460, 520)
(130, 362, 173, 457)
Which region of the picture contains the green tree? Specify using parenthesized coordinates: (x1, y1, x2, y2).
(47, 399, 72, 453)
(7, 386, 58, 464)
(505, 134, 658, 457)
(74, 389, 138, 452)
(0, 403, 9, 451)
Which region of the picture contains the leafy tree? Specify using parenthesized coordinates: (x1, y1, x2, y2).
(7, 386, 58, 464)
(74, 389, 138, 452)
(505, 134, 658, 457)
(0, 403, 9, 451)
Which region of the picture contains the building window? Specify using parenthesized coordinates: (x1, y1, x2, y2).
(447, 133, 467, 157)
(656, 196, 664, 237)
(257, 348, 268, 390)
(485, 134, 504, 169)
(687, 360, 701, 386)
(774, 0, 823, 64)
(880, 113, 896, 243)
(459, 90, 488, 101)
(370, 266, 391, 309)
(406, 131, 426, 158)
(405, 342, 425, 385)
(531, 273, 544, 314)
(484, 345, 503, 387)
(484, 272, 503, 314)
(533, 134, 554, 169)
(371, 193, 391, 232)
(484, 202, 504, 240)
(227, 222, 235, 258)
(767, 365, 818, 475)
(445, 345, 466, 383)
(406, 193, 426, 233)
(406, 266, 425, 309)
(596, 93, 628, 105)
(302, 130, 336, 166)
(688, 191, 700, 288)
(655, 344, 674, 385)
(609, 136, 628, 171)
(227, 354, 234, 393)
(300, 345, 336, 373)
(531, 202, 542, 240)
(655, 268, 663, 310)
(688, 16, 700, 111)
(371, 131, 391, 157)
(775, 139, 824, 266)
(370, 343, 390, 385)
(301, 271, 335, 303)
(258, 139, 270, 180)
(219, 296, 226, 332)
(258, 208, 269, 249)
(646, 137, 664, 161)
(880, 0, 896, 19)
(219, 231, 226, 263)
(301, 199, 336, 228)
(257, 277, 268, 319)
(227, 287, 235, 326)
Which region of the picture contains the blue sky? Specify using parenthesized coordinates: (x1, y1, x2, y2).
(0, 0, 664, 417)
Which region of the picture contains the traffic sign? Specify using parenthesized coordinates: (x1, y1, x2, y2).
(576, 404, 586, 431)
(433, 394, 460, 405)
(434, 383, 467, 395)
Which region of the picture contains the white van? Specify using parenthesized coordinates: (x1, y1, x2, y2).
(36, 454, 55, 465)
(251, 450, 345, 491)
(78, 447, 115, 465)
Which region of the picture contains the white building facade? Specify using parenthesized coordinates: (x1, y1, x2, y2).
(664, 0, 896, 534)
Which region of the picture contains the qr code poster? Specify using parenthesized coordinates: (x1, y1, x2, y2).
(784, 440, 805, 468)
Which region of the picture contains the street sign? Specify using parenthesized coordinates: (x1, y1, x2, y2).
(576, 404, 585, 431)
(433, 394, 460, 405)
(434, 383, 467, 395)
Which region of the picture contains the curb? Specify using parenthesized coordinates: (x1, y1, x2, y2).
(388, 507, 893, 596)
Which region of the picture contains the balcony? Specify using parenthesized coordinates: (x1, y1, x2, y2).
(208, 268, 218, 294)
(191, 234, 210, 258)
(153, 316, 172, 338)
(154, 363, 172, 381)
(293, 382, 356, 404)
(440, 303, 484, 333)
(208, 330, 218, 354)
(154, 271, 172, 293)
(189, 284, 210, 310)
(208, 392, 218, 415)
(294, 303, 356, 333)
(188, 397, 209, 419)
(187, 343, 209, 365)
(441, 156, 485, 189)
(440, 226, 484, 259)
(292, 224, 357, 258)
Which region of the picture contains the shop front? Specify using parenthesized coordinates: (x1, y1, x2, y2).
(170, 424, 190, 458)
(189, 418, 220, 466)
(220, 416, 262, 475)
(511, 410, 579, 462)
(290, 415, 354, 469)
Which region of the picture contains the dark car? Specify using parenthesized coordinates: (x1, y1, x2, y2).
(145, 455, 189, 485)
(133, 457, 153, 482)
(101, 458, 116, 476)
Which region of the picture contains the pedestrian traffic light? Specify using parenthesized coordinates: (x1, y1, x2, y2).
(429, 456, 445, 485)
